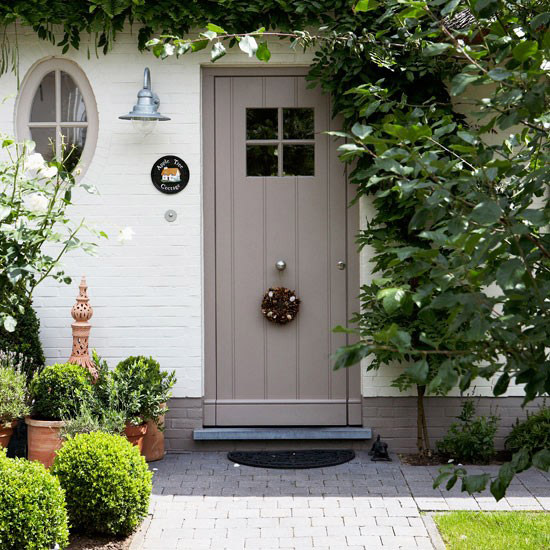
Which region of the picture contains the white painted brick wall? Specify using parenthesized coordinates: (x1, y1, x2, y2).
(0, 25, 523, 400)
(0, 26, 312, 398)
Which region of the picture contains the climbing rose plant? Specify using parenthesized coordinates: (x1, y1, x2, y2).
(0, 137, 105, 332)
(151, 0, 549, 499)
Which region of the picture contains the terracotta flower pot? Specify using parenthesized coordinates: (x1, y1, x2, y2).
(0, 419, 17, 449)
(124, 422, 148, 452)
(142, 413, 166, 462)
(26, 417, 65, 468)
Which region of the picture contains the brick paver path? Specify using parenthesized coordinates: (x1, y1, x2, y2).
(130, 451, 550, 550)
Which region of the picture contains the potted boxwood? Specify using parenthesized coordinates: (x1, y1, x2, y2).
(0, 356, 30, 449)
(26, 363, 94, 467)
(114, 356, 176, 461)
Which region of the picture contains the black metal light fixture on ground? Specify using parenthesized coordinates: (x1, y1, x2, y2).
(119, 67, 170, 134)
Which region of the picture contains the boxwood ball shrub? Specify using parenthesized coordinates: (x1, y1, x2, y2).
(0, 448, 69, 550)
(52, 432, 152, 536)
(0, 300, 45, 384)
(30, 362, 94, 420)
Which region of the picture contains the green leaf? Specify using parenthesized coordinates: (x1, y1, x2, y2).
(423, 42, 451, 57)
(532, 449, 550, 472)
(190, 40, 209, 52)
(206, 23, 227, 34)
(470, 201, 503, 225)
(354, 0, 379, 12)
(512, 40, 538, 62)
(406, 360, 429, 384)
(377, 287, 406, 314)
(256, 41, 271, 62)
(211, 42, 226, 61)
(496, 258, 525, 290)
(450, 73, 479, 95)
(461, 473, 490, 494)
(351, 123, 373, 139)
(488, 68, 512, 81)
(493, 372, 510, 396)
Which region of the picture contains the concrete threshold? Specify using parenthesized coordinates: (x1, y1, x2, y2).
(193, 427, 372, 441)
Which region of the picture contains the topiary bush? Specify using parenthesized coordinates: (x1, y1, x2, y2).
(52, 432, 152, 536)
(114, 355, 176, 426)
(436, 401, 499, 464)
(0, 300, 45, 384)
(30, 363, 94, 420)
(506, 407, 550, 457)
(0, 448, 69, 549)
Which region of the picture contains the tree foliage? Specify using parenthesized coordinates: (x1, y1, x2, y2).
(152, 0, 549, 496)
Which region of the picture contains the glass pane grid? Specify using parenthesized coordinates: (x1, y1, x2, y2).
(246, 107, 315, 177)
(27, 68, 88, 169)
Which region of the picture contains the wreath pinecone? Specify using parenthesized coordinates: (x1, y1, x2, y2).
(261, 287, 300, 324)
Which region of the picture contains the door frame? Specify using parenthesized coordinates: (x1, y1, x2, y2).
(202, 66, 361, 427)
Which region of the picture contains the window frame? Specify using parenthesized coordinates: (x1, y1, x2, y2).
(16, 58, 98, 176)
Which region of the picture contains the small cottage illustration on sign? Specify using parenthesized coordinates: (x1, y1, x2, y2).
(161, 167, 181, 183)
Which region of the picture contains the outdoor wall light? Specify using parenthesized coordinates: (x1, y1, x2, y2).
(119, 67, 170, 134)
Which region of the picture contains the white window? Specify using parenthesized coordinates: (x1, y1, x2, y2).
(16, 58, 98, 174)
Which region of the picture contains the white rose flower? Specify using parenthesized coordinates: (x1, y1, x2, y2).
(118, 226, 135, 242)
(164, 43, 175, 56)
(25, 152, 45, 171)
(41, 165, 58, 178)
(23, 193, 49, 213)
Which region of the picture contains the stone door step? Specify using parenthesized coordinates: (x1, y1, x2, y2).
(193, 427, 372, 441)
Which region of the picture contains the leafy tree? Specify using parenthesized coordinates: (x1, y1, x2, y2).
(152, 0, 549, 497)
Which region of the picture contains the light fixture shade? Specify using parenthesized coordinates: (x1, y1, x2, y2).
(119, 67, 170, 121)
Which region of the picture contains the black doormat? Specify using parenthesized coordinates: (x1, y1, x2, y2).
(227, 449, 355, 469)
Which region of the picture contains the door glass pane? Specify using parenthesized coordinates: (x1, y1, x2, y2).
(30, 127, 56, 161)
(61, 127, 87, 172)
(282, 145, 314, 176)
(283, 108, 314, 139)
(247, 145, 278, 176)
(60, 72, 87, 122)
(30, 72, 56, 122)
(246, 108, 278, 140)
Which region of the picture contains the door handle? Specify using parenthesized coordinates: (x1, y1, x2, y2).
(275, 260, 287, 271)
(336, 261, 346, 270)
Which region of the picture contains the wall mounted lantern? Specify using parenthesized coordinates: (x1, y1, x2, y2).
(119, 67, 170, 133)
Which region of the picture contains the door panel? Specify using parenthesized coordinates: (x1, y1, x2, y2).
(206, 72, 359, 426)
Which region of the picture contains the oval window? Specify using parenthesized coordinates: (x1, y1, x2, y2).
(16, 59, 98, 175)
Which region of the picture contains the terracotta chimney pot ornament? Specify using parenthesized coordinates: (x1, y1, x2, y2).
(68, 276, 98, 381)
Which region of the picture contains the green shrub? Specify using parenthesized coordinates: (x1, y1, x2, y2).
(113, 356, 176, 425)
(30, 363, 94, 420)
(60, 404, 125, 440)
(0, 300, 45, 384)
(0, 361, 30, 424)
(506, 407, 550, 456)
(436, 401, 499, 464)
(0, 448, 69, 550)
(52, 432, 152, 536)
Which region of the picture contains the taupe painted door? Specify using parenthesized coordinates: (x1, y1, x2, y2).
(204, 70, 360, 426)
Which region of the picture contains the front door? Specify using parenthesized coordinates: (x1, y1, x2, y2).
(203, 69, 360, 426)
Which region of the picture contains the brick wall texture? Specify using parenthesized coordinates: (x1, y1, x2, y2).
(164, 396, 545, 453)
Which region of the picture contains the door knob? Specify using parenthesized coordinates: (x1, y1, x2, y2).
(275, 260, 287, 271)
(336, 261, 346, 270)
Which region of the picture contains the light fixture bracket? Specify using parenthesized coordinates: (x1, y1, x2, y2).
(119, 67, 170, 121)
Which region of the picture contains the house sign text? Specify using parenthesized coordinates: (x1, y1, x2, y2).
(151, 155, 190, 194)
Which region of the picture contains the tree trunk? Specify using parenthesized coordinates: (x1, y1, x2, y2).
(416, 385, 431, 456)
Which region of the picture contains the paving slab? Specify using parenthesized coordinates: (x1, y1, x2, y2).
(130, 451, 549, 550)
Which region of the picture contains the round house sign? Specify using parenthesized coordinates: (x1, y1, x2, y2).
(151, 155, 190, 194)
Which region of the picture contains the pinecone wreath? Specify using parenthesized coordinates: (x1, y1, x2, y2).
(261, 287, 300, 324)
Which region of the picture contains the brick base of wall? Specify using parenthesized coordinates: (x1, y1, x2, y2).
(164, 396, 544, 453)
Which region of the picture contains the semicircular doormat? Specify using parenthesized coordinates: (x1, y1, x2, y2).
(227, 449, 355, 469)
